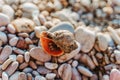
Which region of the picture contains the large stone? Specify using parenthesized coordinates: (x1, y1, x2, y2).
(29, 47, 51, 62)
(75, 27, 96, 53)
(0, 45, 12, 64)
(0, 13, 10, 26)
(12, 18, 35, 33)
(48, 22, 74, 33)
(110, 69, 120, 80)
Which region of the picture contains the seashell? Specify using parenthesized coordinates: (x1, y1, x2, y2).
(40, 31, 64, 56)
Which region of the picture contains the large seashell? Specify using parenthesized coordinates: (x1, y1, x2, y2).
(40, 31, 64, 56)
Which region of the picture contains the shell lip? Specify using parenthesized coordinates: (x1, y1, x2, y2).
(40, 31, 64, 56)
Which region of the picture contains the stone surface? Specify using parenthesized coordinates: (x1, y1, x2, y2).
(49, 22, 74, 33)
(45, 62, 58, 70)
(0, 45, 12, 64)
(78, 66, 93, 77)
(2, 72, 8, 80)
(9, 37, 19, 46)
(9, 71, 20, 80)
(37, 66, 51, 75)
(75, 27, 96, 53)
(114, 50, 120, 64)
(12, 18, 35, 33)
(0, 13, 10, 26)
(24, 52, 30, 62)
(110, 69, 120, 80)
(18, 72, 27, 80)
(7, 24, 16, 33)
(29, 47, 51, 62)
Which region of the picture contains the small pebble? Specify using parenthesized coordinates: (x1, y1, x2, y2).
(46, 73, 56, 80)
(0, 13, 10, 26)
(45, 62, 58, 70)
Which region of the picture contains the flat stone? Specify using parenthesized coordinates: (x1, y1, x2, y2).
(45, 73, 56, 80)
(18, 72, 27, 80)
(97, 32, 108, 51)
(45, 62, 58, 70)
(0, 31, 7, 44)
(2, 72, 8, 80)
(5, 61, 19, 76)
(2, 5, 14, 20)
(12, 18, 35, 33)
(77, 66, 93, 77)
(0, 13, 10, 26)
(58, 63, 72, 80)
(37, 66, 52, 75)
(0, 45, 12, 64)
(110, 69, 120, 80)
(72, 67, 82, 80)
(48, 22, 74, 33)
(9, 71, 20, 80)
(75, 27, 96, 53)
(9, 37, 19, 46)
(2, 58, 13, 70)
(29, 47, 51, 62)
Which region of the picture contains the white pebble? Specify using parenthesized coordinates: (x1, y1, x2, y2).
(7, 24, 16, 33)
(9, 37, 18, 46)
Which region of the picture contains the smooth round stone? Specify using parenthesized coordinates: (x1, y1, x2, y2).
(0, 31, 7, 43)
(7, 24, 16, 33)
(23, 67, 33, 73)
(2, 5, 14, 20)
(29, 47, 51, 62)
(75, 27, 96, 53)
(9, 37, 19, 46)
(48, 22, 74, 33)
(77, 66, 93, 77)
(0, 13, 10, 26)
(110, 69, 120, 80)
(46, 73, 56, 80)
(18, 72, 27, 80)
(45, 62, 58, 70)
(37, 66, 51, 75)
(2, 72, 8, 80)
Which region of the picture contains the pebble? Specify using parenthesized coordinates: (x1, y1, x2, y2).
(102, 75, 109, 80)
(9, 37, 19, 46)
(2, 58, 13, 70)
(13, 47, 25, 55)
(107, 26, 120, 45)
(2, 72, 8, 80)
(45, 73, 56, 80)
(72, 67, 82, 80)
(23, 67, 33, 73)
(0, 13, 10, 26)
(45, 62, 58, 70)
(34, 26, 47, 38)
(9, 54, 16, 61)
(48, 22, 74, 33)
(37, 66, 52, 75)
(12, 18, 35, 33)
(2, 5, 14, 20)
(24, 52, 30, 62)
(114, 50, 120, 64)
(58, 63, 72, 80)
(72, 60, 79, 67)
(103, 6, 113, 14)
(27, 73, 32, 80)
(110, 69, 120, 80)
(19, 62, 28, 70)
(32, 71, 40, 76)
(58, 41, 81, 63)
(7, 24, 16, 33)
(75, 27, 96, 53)
(78, 66, 93, 77)
(9, 71, 20, 80)
(0, 31, 7, 44)
(29, 47, 51, 62)
(0, 45, 12, 64)
(29, 61, 37, 69)
(5, 61, 19, 76)
(35, 75, 46, 80)
(20, 2, 39, 13)
(16, 55, 24, 63)
(97, 32, 108, 51)
(18, 72, 27, 80)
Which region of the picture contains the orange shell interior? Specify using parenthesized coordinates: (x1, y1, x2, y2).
(40, 32, 64, 56)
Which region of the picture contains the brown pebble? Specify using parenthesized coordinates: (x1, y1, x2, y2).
(19, 62, 28, 70)
(29, 61, 37, 69)
(16, 38, 28, 49)
(16, 55, 24, 63)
